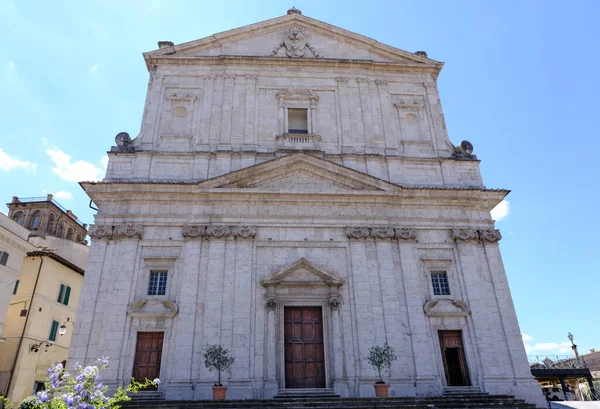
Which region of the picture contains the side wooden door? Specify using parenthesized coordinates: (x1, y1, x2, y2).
(284, 307, 326, 388)
(132, 332, 164, 389)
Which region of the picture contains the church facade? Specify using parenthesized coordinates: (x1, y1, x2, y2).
(70, 9, 545, 406)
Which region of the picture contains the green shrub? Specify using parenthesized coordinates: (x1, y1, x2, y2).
(18, 396, 40, 409)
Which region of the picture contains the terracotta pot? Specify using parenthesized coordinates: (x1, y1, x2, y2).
(212, 385, 227, 400)
(374, 383, 389, 397)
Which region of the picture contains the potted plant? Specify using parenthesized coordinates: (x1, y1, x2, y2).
(366, 343, 397, 397)
(203, 344, 235, 400)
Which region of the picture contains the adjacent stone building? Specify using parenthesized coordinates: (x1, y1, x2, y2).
(70, 9, 546, 407)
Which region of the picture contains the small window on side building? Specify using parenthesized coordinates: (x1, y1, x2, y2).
(13, 279, 19, 295)
(431, 271, 450, 296)
(57, 284, 71, 306)
(49, 320, 59, 341)
(288, 108, 308, 134)
(148, 271, 168, 296)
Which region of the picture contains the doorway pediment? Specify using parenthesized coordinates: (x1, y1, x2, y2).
(260, 257, 345, 288)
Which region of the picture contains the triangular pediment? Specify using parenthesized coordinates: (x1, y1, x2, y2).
(261, 258, 345, 287)
(196, 153, 402, 193)
(144, 12, 442, 67)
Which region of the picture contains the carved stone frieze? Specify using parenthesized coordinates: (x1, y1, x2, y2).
(231, 225, 257, 239)
(346, 226, 417, 241)
(394, 227, 417, 241)
(88, 224, 113, 239)
(346, 227, 370, 239)
(182, 224, 257, 239)
(127, 299, 178, 319)
(424, 299, 470, 318)
(88, 223, 143, 240)
(479, 229, 502, 243)
(451, 228, 479, 242)
(182, 225, 207, 238)
(265, 297, 277, 310)
(371, 227, 395, 239)
(114, 224, 143, 239)
(329, 296, 341, 310)
(451, 228, 502, 243)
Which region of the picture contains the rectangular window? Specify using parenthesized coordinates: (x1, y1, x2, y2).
(48, 320, 59, 341)
(13, 279, 20, 295)
(57, 284, 71, 306)
(431, 271, 450, 296)
(33, 381, 45, 393)
(148, 271, 168, 296)
(288, 108, 308, 134)
(0, 251, 8, 266)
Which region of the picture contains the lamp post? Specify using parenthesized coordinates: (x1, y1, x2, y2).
(59, 317, 74, 336)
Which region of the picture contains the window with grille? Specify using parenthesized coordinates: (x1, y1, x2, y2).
(49, 320, 59, 341)
(288, 108, 308, 134)
(57, 284, 71, 305)
(0, 251, 8, 266)
(148, 271, 168, 296)
(431, 271, 450, 296)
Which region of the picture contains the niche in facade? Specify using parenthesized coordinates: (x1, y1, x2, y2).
(159, 91, 198, 143)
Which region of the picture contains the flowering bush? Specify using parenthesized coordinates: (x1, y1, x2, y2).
(1, 357, 159, 409)
(366, 343, 397, 384)
(203, 345, 234, 387)
(18, 396, 40, 409)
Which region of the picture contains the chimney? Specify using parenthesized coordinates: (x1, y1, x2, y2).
(158, 41, 174, 49)
(46, 194, 53, 201)
(12, 196, 20, 203)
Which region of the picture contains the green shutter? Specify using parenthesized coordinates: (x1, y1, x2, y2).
(57, 284, 65, 303)
(63, 286, 71, 306)
(49, 320, 59, 341)
(0, 252, 8, 265)
(13, 280, 19, 295)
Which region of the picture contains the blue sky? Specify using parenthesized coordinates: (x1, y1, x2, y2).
(1, 1, 598, 357)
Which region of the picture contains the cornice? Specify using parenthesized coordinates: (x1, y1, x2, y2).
(27, 251, 85, 276)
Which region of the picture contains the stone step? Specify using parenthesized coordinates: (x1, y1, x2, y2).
(121, 394, 538, 409)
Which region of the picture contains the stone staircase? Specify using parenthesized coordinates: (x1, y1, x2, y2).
(122, 393, 539, 409)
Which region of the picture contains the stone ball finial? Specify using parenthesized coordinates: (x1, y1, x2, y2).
(459, 140, 473, 154)
(287, 6, 302, 15)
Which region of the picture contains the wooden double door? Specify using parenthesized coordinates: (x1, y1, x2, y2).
(439, 330, 471, 387)
(132, 332, 163, 390)
(284, 307, 326, 388)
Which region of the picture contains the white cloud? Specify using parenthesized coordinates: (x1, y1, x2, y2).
(0, 146, 37, 172)
(90, 64, 99, 74)
(491, 199, 510, 221)
(522, 333, 533, 342)
(521, 333, 574, 356)
(53, 190, 73, 200)
(46, 147, 105, 182)
(8, 60, 15, 70)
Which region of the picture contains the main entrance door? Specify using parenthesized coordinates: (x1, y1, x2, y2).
(284, 307, 326, 388)
(132, 332, 164, 390)
(438, 330, 471, 386)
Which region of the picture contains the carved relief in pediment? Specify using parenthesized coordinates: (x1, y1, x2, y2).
(270, 27, 321, 58)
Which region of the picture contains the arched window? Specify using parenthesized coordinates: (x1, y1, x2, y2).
(56, 222, 64, 238)
(76, 234, 82, 243)
(28, 210, 41, 230)
(46, 213, 56, 234)
(66, 228, 74, 241)
(13, 211, 25, 226)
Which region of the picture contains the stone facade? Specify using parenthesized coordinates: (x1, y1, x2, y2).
(69, 9, 546, 407)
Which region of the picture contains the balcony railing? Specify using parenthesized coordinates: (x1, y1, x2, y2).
(528, 355, 587, 370)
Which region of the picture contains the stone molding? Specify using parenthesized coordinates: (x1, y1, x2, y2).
(423, 299, 470, 317)
(451, 228, 502, 243)
(346, 226, 417, 241)
(127, 299, 179, 319)
(88, 224, 143, 240)
(182, 224, 257, 239)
